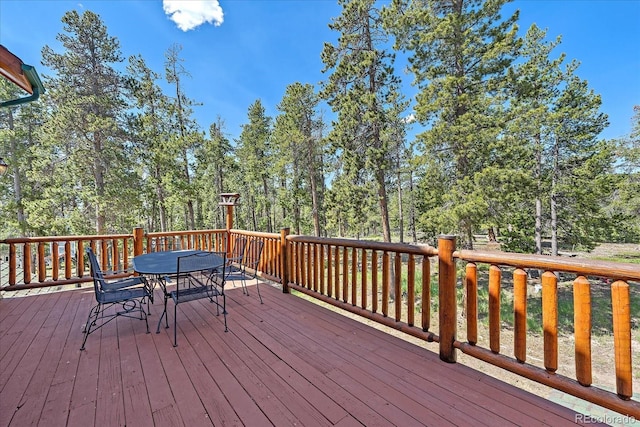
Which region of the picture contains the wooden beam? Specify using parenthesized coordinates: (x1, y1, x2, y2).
(0, 44, 33, 94)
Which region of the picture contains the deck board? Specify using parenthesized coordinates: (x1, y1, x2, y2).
(0, 281, 604, 426)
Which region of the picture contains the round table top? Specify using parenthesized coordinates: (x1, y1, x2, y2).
(132, 250, 222, 275)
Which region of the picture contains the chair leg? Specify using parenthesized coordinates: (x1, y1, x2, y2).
(80, 303, 100, 350)
(141, 298, 150, 334)
(156, 295, 169, 333)
(255, 276, 263, 304)
(222, 294, 228, 332)
(173, 304, 178, 347)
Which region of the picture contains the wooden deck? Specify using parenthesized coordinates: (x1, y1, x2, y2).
(1, 280, 600, 426)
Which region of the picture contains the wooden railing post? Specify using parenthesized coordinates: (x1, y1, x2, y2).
(281, 228, 290, 293)
(438, 235, 457, 363)
(133, 227, 144, 257)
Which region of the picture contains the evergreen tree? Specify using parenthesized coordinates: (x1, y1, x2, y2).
(164, 44, 201, 230)
(272, 82, 325, 235)
(609, 106, 640, 240)
(385, 0, 520, 248)
(38, 10, 139, 234)
(126, 55, 175, 232)
(321, 0, 405, 242)
(236, 100, 273, 232)
(504, 24, 565, 253)
(195, 117, 235, 229)
(550, 69, 609, 252)
(0, 79, 44, 236)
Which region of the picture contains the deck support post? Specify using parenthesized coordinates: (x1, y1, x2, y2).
(281, 228, 290, 293)
(439, 235, 457, 363)
(133, 227, 144, 257)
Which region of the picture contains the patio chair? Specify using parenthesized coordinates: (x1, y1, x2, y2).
(238, 239, 264, 304)
(226, 235, 247, 277)
(81, 248, 151, 350)
(157, 251, 227, 346)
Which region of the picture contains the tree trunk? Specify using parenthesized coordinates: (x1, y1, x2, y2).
(551, 136, 559, 256)
(397, 158, 404, 243)
(535, 133, 543, 254)
(7, 110, 26, 233)
(409, 170, 417, 243)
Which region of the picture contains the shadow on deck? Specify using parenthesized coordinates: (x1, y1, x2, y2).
(1, 280, 602, 426)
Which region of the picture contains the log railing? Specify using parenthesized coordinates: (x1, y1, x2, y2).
(452, 240, 640, 417)
(283, 234, 639, 419)
(285, 233, 440, 343)
(1, 228, 638, 417)
(0, 228, 227, 290)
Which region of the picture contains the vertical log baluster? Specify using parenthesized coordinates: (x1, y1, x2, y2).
(334, 246, 340, 301)
(342, 247, 348, 303)
(319, 244, 325, 295)
(361, 249, 367, 309)
(24, 243, 32, 284)
(489, 265, 501, 353)
(382, 251, 389, 317)
(611, 280, 632, 400)
(65, 241, 72, 279)
(466, 263, 478, 345)
(371, 250, 378, 313)
(38, 242, 46, 282)
(327, 246, 333, 298)
(101, 240, 108, 272)
(407, 254, 415, 327)
(395, 252, 402, 322)
(9, 244, 16, 285)
(307, 242, 313, 291)
(52, 242, 60, 281)
(542, 271, 558, 373)
(422, 255, 430, 331)
(122, 238, 129, 272)
(351, 248, 357, 305)
(574, 275, 592, 386)
(513, 268, 527, 362)
(77, 241, 84, 278)
(112, 239, 119, 271)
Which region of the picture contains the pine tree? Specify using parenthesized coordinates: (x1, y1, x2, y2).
(385, 0, 520, 248)
(321, 0, 405, 242)
(273, 82, 325, 235)
(126, 55, 175, 232)
(39, 10, 138, 234)
(236, 100, 273, 232)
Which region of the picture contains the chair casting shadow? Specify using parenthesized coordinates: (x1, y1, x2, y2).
(81, 247, 151, 350)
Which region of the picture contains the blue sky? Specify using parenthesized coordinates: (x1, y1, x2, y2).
(1, 0, 638, 142)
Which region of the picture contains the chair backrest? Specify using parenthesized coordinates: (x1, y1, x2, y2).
(243, 239, 264, 271)
(86, 247, 106, 299)
(176, 251, 227, 294)
(229, 236, 247, 262)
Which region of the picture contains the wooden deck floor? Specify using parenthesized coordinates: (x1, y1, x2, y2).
(1, 280, 599, 426)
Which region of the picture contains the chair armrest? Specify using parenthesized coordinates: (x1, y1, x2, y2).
(103, 275, 148, 292)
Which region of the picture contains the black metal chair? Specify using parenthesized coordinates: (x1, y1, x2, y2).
(156, 251, 227, 346)
(225, 236, 247, 283)
(81, 248, 151, 350)
(238, 239, 264, 304)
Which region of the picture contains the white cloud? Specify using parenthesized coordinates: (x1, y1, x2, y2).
(403, 113, 416, 124)
(163, 0, 224, 32)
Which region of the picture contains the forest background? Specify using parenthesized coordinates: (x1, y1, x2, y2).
(1, 0, 638, 255)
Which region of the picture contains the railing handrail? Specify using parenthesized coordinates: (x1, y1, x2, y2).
(145, 229, 226, 238)
(287, 234, 438, 256)
(456, 249, 640, 281)
(1, 233, 133, 244)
